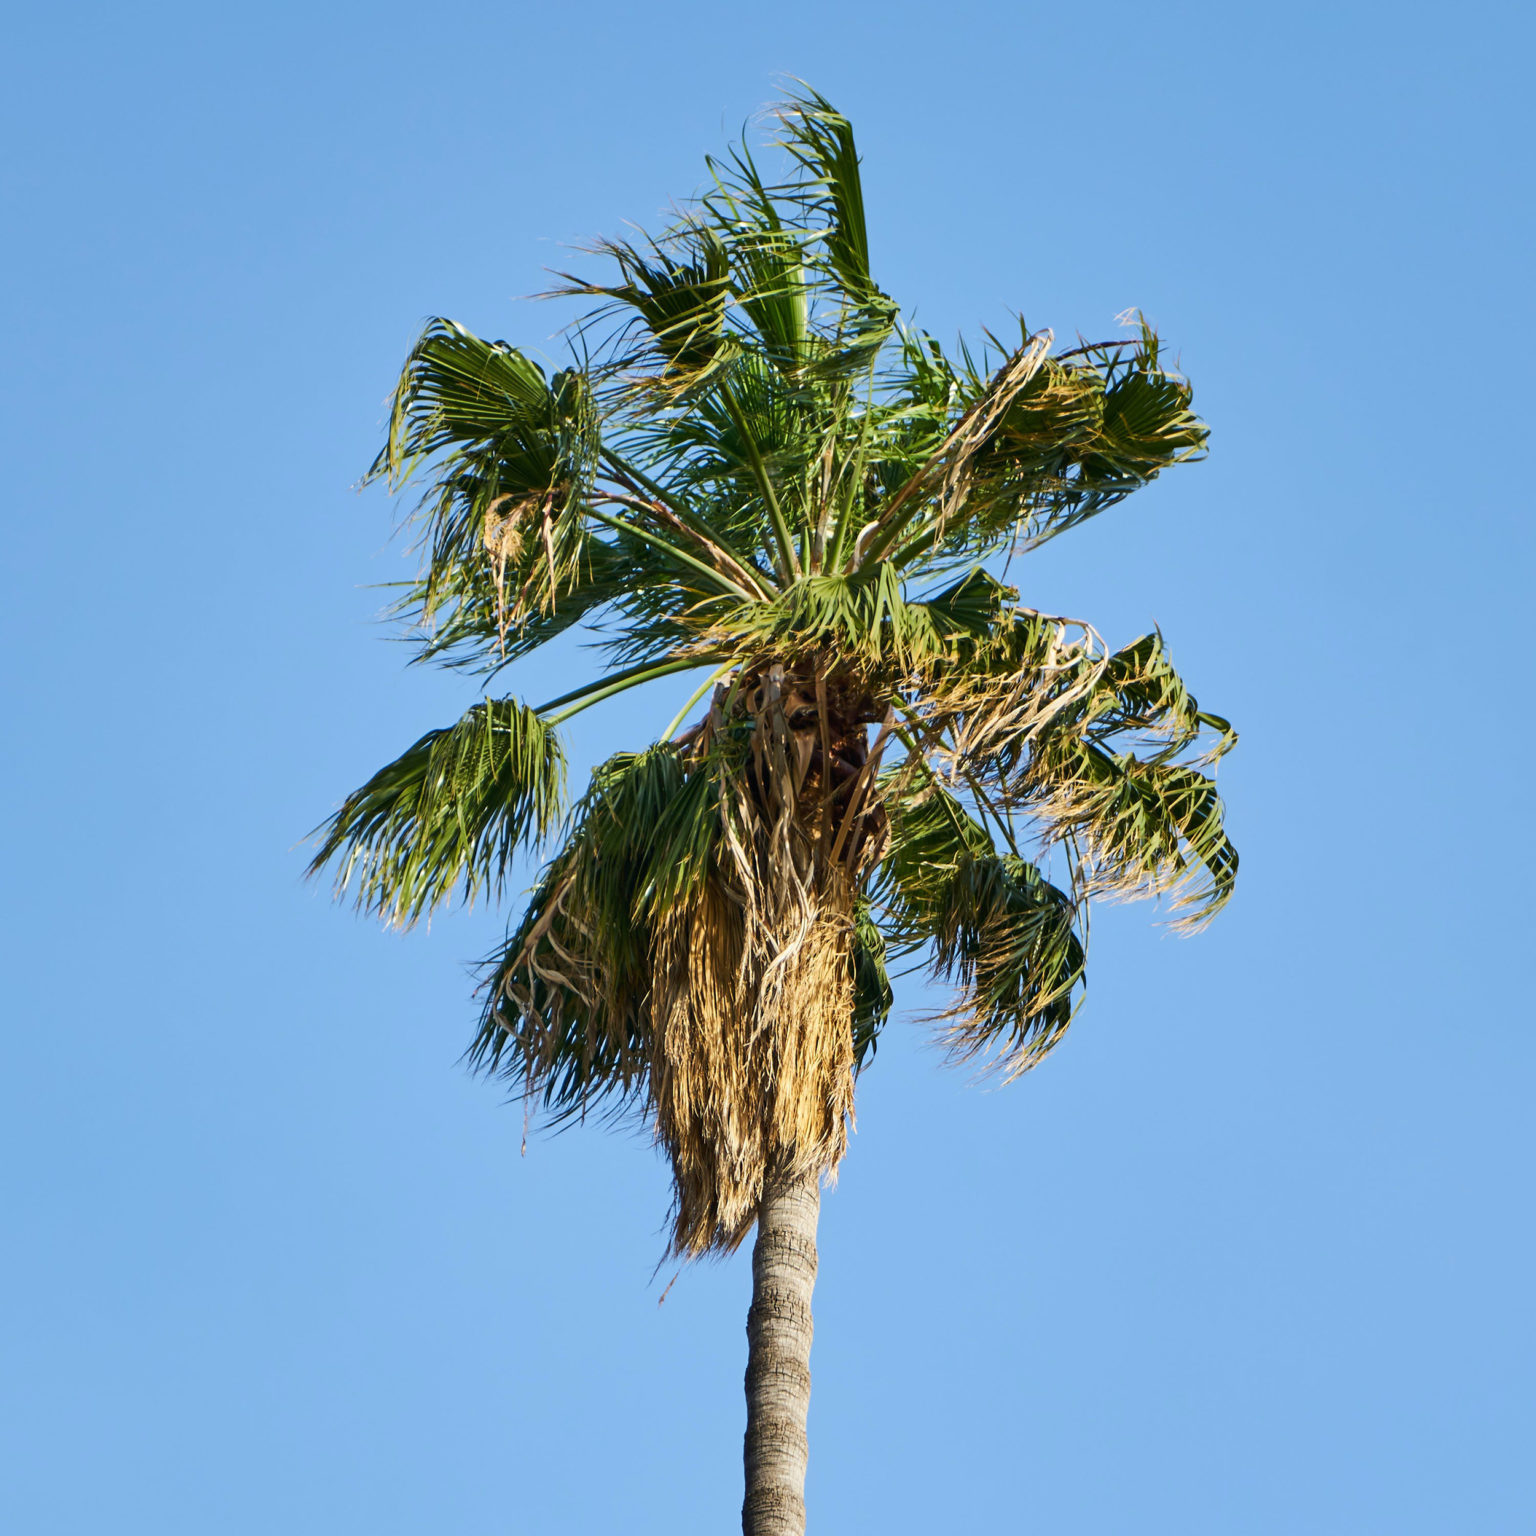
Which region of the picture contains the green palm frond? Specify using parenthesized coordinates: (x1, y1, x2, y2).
(902, 610, 1236, 925)
(878, 777, 1085, 1073)
(1030, 742, 1238, 926)
(871, 319, 1207, 563)
(976, 323, 1208, 551)
(909, 602, 1233, 783)
(1087, 629, 1236, 761)
(310, 698, 565, 926)
(371, 320, 602, 641)
(558, 226, 737, 388)
(468, 738, 755, 1124)
(773, 86, 880, 305)
(374, 319, 599, 506)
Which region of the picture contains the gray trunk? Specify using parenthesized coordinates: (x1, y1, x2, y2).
(741, 1164, 821, 1536)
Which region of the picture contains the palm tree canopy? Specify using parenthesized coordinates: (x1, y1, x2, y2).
(311, 87, 1237, 1256)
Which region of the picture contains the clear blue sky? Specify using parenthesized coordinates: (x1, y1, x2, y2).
(3, 3, 1532, 1531)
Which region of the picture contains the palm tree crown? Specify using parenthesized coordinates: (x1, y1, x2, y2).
(312, 87, 1237, 1261)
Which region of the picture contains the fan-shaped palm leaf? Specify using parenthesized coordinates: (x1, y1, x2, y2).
(309, 697, 564, 927)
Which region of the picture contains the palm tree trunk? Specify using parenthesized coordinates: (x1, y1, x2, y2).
(742, 1163, 820, 1536)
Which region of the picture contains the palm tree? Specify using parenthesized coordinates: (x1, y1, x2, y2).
(311, 87, 1237, 1536)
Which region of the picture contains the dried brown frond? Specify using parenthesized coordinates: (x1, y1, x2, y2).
(647, 661, 890, 1256)
(650, 872, 855, 1256)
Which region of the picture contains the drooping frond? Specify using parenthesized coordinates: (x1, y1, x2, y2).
(370, 320, 602, 644)
(878, 775, 1085, 1073)
(310, 698, 565, 926)
(960, 623, 1236, 924)
(896, 601, 1237, 925)
(469, 746, 687, 1121)
(1027, 742, 1238, 926)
